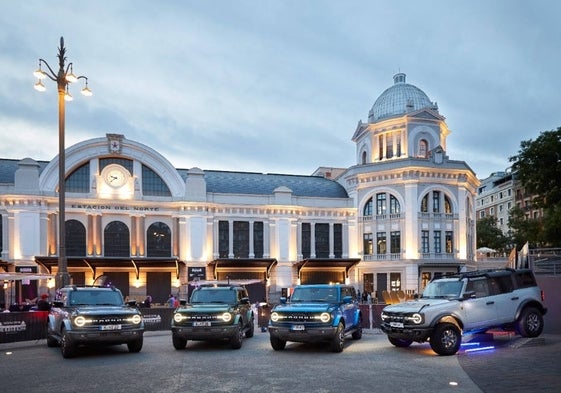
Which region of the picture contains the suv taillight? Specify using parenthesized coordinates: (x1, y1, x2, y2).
(541, 290, 545, 302)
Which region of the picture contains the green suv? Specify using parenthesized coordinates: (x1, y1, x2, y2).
(381, 268, 547, 355)
(171, 284, 254, 350)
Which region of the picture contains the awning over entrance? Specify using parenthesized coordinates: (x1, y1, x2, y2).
(296, 258, 361, 280)
(208, 258, 277, 280)
(0, 272, 54, 281)
(34, 257, 184, 279)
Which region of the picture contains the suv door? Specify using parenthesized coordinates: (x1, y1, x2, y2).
(340, 287, 357, 328)
(462, 277, 499, 330)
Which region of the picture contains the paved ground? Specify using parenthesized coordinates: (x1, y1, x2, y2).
(458, 332, 561, 392)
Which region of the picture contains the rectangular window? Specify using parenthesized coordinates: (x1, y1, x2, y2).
(301, 223, 311, 259)
(376, 193, 386, 215)
(421, 231, 429, 253)
(434, 231, 442, 254)
(376, 232, 386, 254)
(390, 231, 400, 254)
(333, 224, 342, 258)
(445, 231, 453, 254)
(396, 134, 401, 157)
(386, 134, 393, 158)
(363, 233, 373, 255)
(378, 135, 384, 160)
(432, 191, 440, 213)
(315, 223, 330, 258)
(233, 221, 249, 258)
(253, 221, 264, 258)
(218, 221, 229, 258)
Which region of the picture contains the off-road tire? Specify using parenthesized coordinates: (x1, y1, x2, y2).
(245, 316, 255, 338)
(270, 336, 286, 351)
(230, 322, 243, 349)
(429, 323, 461, 356)
(127, 337, 143, 353)
(172, 333, 187, 350)
(330, 322, 345, 353)
(352, 318, 363, 340)
(60, 328, 76, 359)
(517, 307, 544, 338)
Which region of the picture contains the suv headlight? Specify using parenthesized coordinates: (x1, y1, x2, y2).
(404, 313, 424, 324)
(173, 313, 187, 323)
(319, 312, 331, 323)
(128, 314, 142, 325)
(73, 316, 89, 327)
(219, 312, 232, 322)
(270, 312, 280, 322)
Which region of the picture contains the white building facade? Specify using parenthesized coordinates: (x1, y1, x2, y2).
(0, 73, 479, 305)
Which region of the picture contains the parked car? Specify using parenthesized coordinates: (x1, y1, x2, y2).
(47, 285, 144, 358)
(380, 268, 547, 355)
(171, 284, 254, 349)
(268, 284, 362, 352)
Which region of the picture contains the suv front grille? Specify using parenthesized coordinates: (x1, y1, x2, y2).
(75, 314, 140, 330)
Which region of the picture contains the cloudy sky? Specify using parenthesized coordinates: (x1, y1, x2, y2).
(1, 0, 560, 179)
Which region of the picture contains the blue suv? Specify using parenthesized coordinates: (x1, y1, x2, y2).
(268, 284, 362, 352)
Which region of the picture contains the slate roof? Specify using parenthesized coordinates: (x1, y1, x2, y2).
(179, 169, 349, 198)
(0, 159, 349, 199)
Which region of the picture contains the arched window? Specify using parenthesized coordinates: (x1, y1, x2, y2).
(142, 164, 171, 196)
(444, 195, 452, 214)
(363, 197, 373, 216)
(66, 219, 86, 256)
(361, 151, 367, 164)
(66, 162, 90, 193)
(418, 139, 428, 158)
(104, 221, 130, 257)
(390, 195, 400, 214)
(420, 191, 453, 214)
(146, 222, 172, 257)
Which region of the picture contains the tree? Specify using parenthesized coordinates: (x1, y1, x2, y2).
(509, 127, 561, 208)
(509, 127, 561, 247)
(476, 216, 508, 252)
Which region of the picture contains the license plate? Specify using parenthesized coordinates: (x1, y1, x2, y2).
(291, 325, 305, 331)
(100, 324, 122, 331)
(389, 322, 404, 328)
(193, 321, 211, 327)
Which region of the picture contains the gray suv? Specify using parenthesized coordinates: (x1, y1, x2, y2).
(47, 285, 144, 358)
(381, 268, 547, 355)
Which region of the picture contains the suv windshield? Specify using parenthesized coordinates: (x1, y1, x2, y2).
(191, 289, 236, 304)
(69, 290, 123, 306)
(291, 287, 339, 303)
(421, 280, 463, 299)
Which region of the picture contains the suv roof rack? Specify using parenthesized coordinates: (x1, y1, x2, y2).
(63, 284, 118, 291)
(438, 268, 517, 281)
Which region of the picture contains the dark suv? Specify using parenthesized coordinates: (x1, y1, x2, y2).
(268, 284, 363, 352)
(47, 285, 144, 358)
(381, 268, 547, 355)
(171, 284, 254, 350)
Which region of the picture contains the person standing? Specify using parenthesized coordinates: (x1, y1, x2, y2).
(36, 293, 51, 311)
(168, 294, 175, 308)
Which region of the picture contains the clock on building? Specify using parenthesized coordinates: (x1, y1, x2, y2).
(102, 164, 129, 188)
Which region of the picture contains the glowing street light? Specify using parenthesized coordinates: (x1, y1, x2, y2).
(34, 37, 92, 289)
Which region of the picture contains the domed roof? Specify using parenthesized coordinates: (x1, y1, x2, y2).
(368, 73, 436, 122)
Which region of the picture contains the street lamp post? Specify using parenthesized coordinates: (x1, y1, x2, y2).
(34, 37, 92, 289)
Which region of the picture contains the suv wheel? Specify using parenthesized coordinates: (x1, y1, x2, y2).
(172, 333, 187, 350)
(517, 307, 544, 338)
(230, 322, 243, 349)
(47, 333, 58, 348)
(430, 323, 461, 356)
(351, 317, 363, 340)
(330, 322, 345, 353)
(270, 336, 286, 350)
(60, 328, 76, 359)
(388, 337, 413, 347)
(245, 315, 255, 338)
(127, 337, 143, 353)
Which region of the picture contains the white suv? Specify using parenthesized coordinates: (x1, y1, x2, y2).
(380, 269, 547, 355)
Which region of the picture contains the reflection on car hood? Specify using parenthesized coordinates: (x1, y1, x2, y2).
(68, 306, 139, 315)
(383, 299, 451, 313)
(178, 304, 232, 312)
(273, 303, 332, 312)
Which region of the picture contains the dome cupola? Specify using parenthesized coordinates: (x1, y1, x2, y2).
(368, 73, 437, 122)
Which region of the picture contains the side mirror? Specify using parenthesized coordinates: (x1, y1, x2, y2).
(126, 300, 138, 307)
(180, 299, 187, 306)
(463, 291, 476, 300)
(343, 295, 353, 304)
(240, 297, 251, 305)
(52, 301, 64, 308)
(279, 297, 287, 304)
